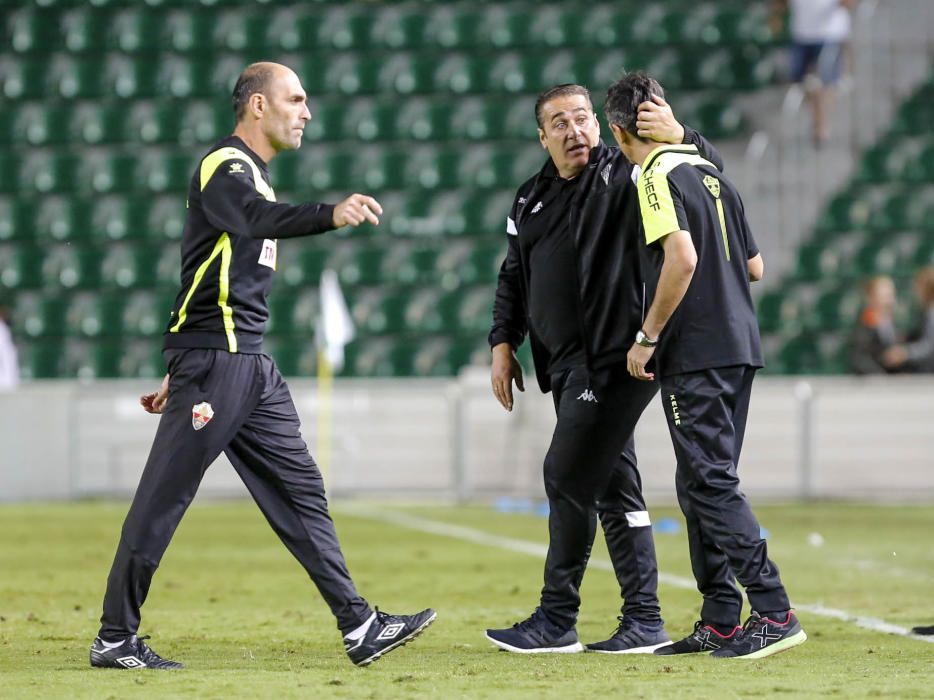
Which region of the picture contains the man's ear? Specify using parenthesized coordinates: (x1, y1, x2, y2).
(249, 93, 266, 118)
(537, 127, 547, 149)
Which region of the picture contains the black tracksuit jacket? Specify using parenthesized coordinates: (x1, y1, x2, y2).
(488, 129, 722, 393)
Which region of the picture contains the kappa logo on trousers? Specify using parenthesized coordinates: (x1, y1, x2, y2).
(577, 389, 598, 403)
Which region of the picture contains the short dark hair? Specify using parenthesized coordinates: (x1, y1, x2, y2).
(534, 84, 592, 129)
(232, 63, 277, 121)
(603, 71, 665, 140)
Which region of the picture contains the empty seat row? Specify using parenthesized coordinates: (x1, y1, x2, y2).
(1, 46, 776, 102)
(5, 3, 774, 56)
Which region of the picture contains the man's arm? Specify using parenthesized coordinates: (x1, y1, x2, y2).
(489, 216, 527, 411)
(202, 162, 381, 239)
(627, 230, 697, 381)
(748, 253, 764, 282)
(635, 95, 724, 170)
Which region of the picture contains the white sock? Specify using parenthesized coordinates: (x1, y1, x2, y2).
(344, 612, 376, 640)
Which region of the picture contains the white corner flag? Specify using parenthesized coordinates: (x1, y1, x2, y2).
(315, 269, 354, 481)
(316, 268, 355, 373)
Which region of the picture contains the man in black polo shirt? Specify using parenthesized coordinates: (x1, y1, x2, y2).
(88, 62, 434, 670)
(606, 71, 807, 659)
(486, 84, 723, 654)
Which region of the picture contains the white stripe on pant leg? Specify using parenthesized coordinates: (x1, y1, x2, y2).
(625, 510, 651, 527)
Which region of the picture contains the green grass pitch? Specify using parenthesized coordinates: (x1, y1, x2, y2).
(0, 501, 932, 699)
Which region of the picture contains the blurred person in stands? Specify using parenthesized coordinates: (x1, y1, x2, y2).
(849, 275, 899, 374)
(89, 62, 434, 672)
(608, 71, 806, 659)
(771, 0, 856, 146)
(486, 83, 723, 655)
(882, 265, 934, 373)
(0, 304, 19, 390)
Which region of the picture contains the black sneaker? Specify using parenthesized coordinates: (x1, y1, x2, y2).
(89, 635, 183, 669)
(710, 611, 807, 659)
(485, 608, 583, 654)
(654, 620, 741, 655)
(344, 607, 436, 666)
(585, 616, 671, 654)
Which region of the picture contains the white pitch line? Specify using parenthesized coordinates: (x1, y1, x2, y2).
(339, 506, 934, 645)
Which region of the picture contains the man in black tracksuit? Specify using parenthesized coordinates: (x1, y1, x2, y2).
(89, 62, 434, 670)
(608, 71, 806, 659)
(485, 84, 722, 654)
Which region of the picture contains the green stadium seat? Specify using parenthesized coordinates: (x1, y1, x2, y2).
(345, 98, 397, 141)
(34, 196, 90, 243)
(338, 247, 387, 286)
(395, 98, 452, 142)
(146, 196, 188, 242)
(47, 55, 104, 99)
(41, 244, 100, 290)
(404, 145, 460, 190)
(303, 100, 346, 144)
(61, 6, 110, 51)
(134, 151, 196, 194)
(16, 339, 64, 379)
(82, 152, 136, 194)
(100, 243, 159, 289)
(117, 338, 167, 379)
(64, 292, 125, 338)
(12, 293, 66, 339)
(0, 244, 42, 290)
(11, 102, 64, 146)
(402, 288, 445, 333)
(450, 98, 506, 141)
(371, 6, 427, 49)
(393, 246, 442, 286)
(316, 7, 375, 50)
(323, 54, 379, 96)
(0, 197, 32, 242)
(278, 246, 331, 288)
(378, 53, 437, 95)
(106, 8, 163, 51)
(6, 8, 59, 53)
(291, 145, 355, 192)
(351, 288, 408, 334)
(424, 7, 481, 49)
(158, 56, 215, 100)
(156, 243, 181, 287)
(19, 151, 79, 194)
(0, 56, 46, 100)
(102, 54, 159, 99)
(162, 8, 214, 52)
(348, 145, 399, 191)
(527, 6, 584, 48)
(713, 6, 773, 46)
(433, 53, 490, 94)
(478, 5, 532, 48)
(411, 336, 456, 376)
(122, 290, 176, 337)
(813, 285, 863, 330)
(456, 285, 495, 333)
(70, 102, 128, 145)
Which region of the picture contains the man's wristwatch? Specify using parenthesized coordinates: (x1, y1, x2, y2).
(635, 329, 658, 348)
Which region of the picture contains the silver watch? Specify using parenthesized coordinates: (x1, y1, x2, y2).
(635, 329, 658, 347)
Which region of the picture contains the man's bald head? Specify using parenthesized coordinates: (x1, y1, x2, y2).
(232, 62, 290, 122)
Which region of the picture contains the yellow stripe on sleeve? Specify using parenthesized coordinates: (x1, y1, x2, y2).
(639, 162, 680, 245)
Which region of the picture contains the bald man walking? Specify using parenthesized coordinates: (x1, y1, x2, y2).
(89, 63, 434, 670)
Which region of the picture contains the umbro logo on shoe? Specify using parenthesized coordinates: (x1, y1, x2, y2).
(376, 623, 405, 641)
(116, 656, 147, 668)
(577, 389, 598, 403)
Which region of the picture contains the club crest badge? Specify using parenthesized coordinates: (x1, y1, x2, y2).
(192, 401, 214, 431)
(703, 175, 721, 199)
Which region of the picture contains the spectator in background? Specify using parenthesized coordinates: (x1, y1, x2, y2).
(849, 275, 899, 374)
(883, 265, 934, 373)
(0, 305, 19, 391)
(771, 0, 856, 146)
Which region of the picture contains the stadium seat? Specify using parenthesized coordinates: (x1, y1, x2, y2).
(433, 53, 490, 94)
(19, 151, 79, 194)
(371, 6, 427, 49)
(64, 292, 125, 338)
(122, 290, 176, 337)
(156, 243, 182, 287)
(456, 285, 495, 333)
(162, 8, 214, 53)
(395, 98, 452, 142)
(315, 7, 375, 50)
(106, 7, 163, 52)
(0, 244, 42, 290)
(81, 151, 136, 194)
(378, 53, 437, 95)
(34, 196, 90, 243)
(424, 6, 481, 49)
(116, 338, 167, 379)
(352, 288, 408, 334)
(527, 6, 584, 48)
(0, 55, 46, 100)
(61, 6, 111, 52)
(16, 339, 64, 379)
(41, 244, 100, 290)
(100, 243, 159, 289)
(12, 293, 66, 339)
(0, 197, 32, 242)
(134, 150, 197, 194)
(11, 101, 63, 146)
(345, 98, 398, 141)
(69, 102, 128, 145)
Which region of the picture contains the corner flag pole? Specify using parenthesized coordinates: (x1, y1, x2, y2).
(315, 269, 354, 485)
